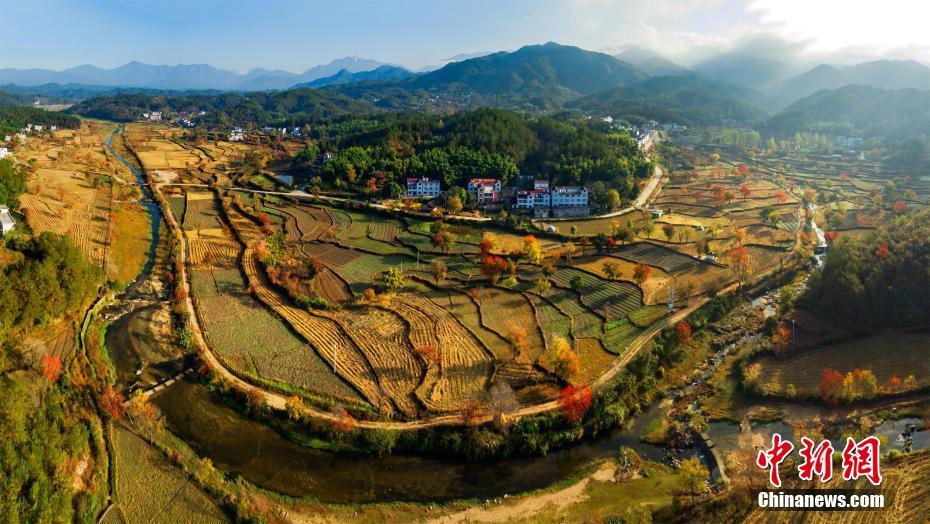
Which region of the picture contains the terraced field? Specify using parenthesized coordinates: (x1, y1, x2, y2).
(611, 242, 699, 273)
(753, 331, 930, 396)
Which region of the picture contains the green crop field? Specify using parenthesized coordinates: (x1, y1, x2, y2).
(190, 268, 363, 403)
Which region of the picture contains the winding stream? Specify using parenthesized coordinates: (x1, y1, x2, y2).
(105, 127, 161, 284)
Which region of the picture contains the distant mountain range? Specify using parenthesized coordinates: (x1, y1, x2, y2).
(765, 84, 930, 139)
(567, 73, 773, 126)
(0, 56, 391, 91)
(294, 65, 414, 89)
(771, 60, 930, 102)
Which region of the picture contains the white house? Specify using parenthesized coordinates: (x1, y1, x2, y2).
(0, 205, 16, 235)
(0, 147, 9, 159)
(229, 127, 245, 142)
(533, 179, 550, 191)
(515, 189, 550, 209)
(149, 112, 163, 121)
(405, 177, 442, 198)
(467, 178, 502, 204)
(551, 186, 589, 208)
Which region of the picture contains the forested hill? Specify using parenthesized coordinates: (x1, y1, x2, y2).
(565, 74, 772, 126)
(764, 84, 930, 139)
(68, 89, 376, 124)
(803, 208, 930, 330)
(301, 108, 652, 203)
(0, 104, 80, 135)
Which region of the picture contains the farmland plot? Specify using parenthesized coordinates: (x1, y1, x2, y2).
(611, 242, 699, 273)
(754, 331, 930, 396)
(190, 269, 362, 403)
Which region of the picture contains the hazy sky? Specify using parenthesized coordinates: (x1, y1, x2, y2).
(2, 0, 929, 71)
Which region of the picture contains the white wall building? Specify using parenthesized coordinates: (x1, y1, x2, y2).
(405, 177, 442, 198)
(0, 147, 9, 159)
(551, 186, 589, 208)
(515, 189, 550, 209)
(229, 127, 245, 142)
(0, 205, 15, 235)
(533, 179, 549, 191)
(467, 178, 502, 204)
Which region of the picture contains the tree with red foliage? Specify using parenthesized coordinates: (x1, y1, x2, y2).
(737, 163, 749, 177)
(331, 406, 355, 433)
(558, 384, 592, 423)
(173, 286, 188, 303)
(824, 231, 840, 244)
(893, 200, 907, 214)
(739, 183, 752, 200)
(606, 236, 617, 251)
(818, 369, 844, 406)
(675, 321, 692, 345)
(98, 386, 126, 420)
(774, 190, 788, 204)
(839, 172, 849, 181)
(481, 255, 509, 284)
(40, 354, 62, 383)
(256, 212, 271, 227)
(876, 243, 890, 259)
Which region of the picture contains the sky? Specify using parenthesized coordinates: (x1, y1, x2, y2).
(2, 0, 929, 72)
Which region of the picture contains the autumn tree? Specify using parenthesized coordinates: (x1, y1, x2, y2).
(679, 457, 709, 501)
(40, 354, 62, 383)
(558, 384, 592, 423)
(726, 245, 750, 288)
(98, 386, 126, 420)
(446, 195, 463, 214)
(818, 368, 844, 406)
(893, 200, 907, 214)
(507, 326, 529, 360)
(286, 395, 305, 421)
(675, 321, 692, 345)
(431, 260, 448, 283)
(522, 235, 542, 264)
(632, 262, 651, 286)
(739, 183, 752, 200)
(431, 229, 457, 253)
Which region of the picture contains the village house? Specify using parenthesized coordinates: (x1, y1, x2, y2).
(0, 205, 16, 235)
(405, 177, 442, 198)
(467, 178, 502, 204)
(514, 189, 550, 209)
(533, 179, 549, 191)
(551, 186, 589, 207)
(0, 147, 9, 159)
(229, 127, 245, 142)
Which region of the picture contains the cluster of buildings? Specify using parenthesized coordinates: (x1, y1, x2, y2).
(836, 136, 864, 148)
(141, 111, 162, 122)
(405, 177, 591, 218)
